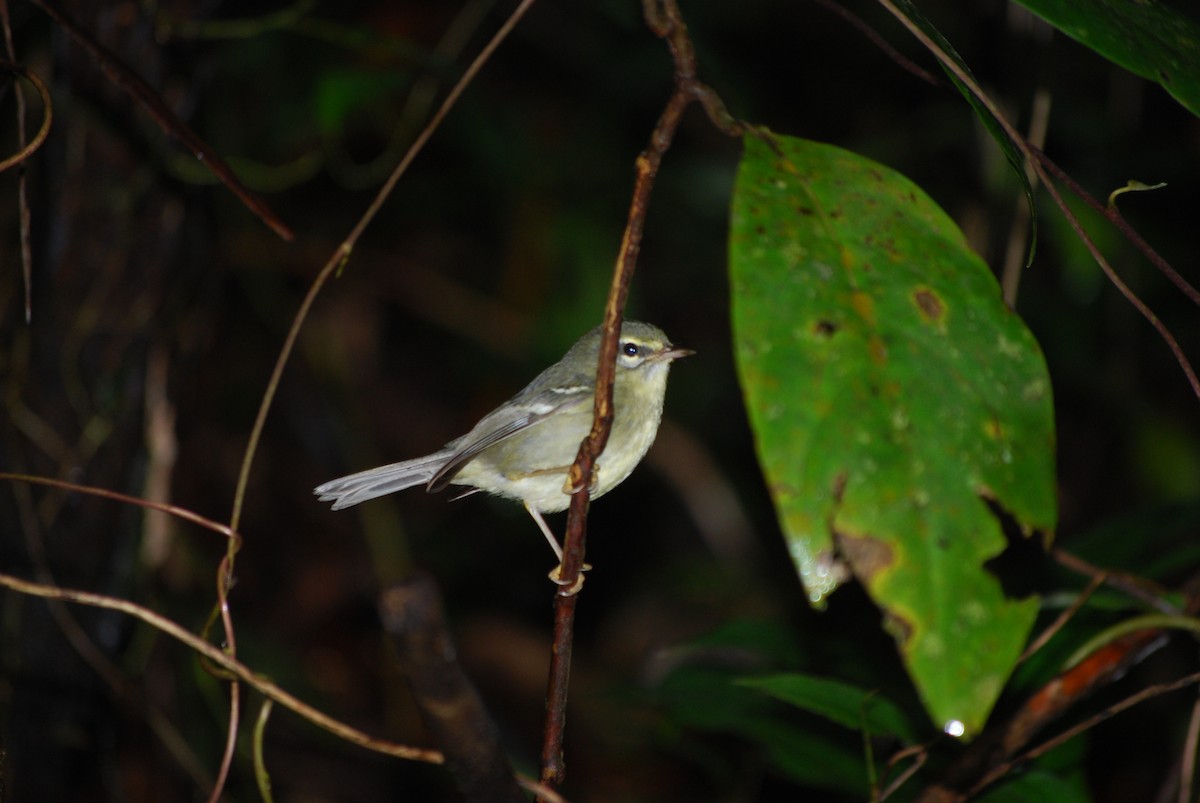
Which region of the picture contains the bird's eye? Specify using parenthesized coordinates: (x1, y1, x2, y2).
(622, 341, 641, 358)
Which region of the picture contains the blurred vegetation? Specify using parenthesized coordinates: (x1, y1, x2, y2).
(1, 1, 1198, 801)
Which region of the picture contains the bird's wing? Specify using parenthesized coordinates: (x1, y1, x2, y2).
(427, 382, 592, 492)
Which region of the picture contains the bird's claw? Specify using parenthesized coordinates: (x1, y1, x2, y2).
(548, 562, 592, 595)
(563, 463, 600, 496)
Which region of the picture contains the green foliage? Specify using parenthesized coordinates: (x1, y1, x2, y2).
(729, 130, 1057, 736)
(11, 0, 1200, 799)
(1014, 0, 1200, 117)
(657, 665, 873, 797)
(645, 619, 889, 796)
(737, 673, 917, 743)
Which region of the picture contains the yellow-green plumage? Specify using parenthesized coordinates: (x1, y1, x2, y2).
(314, 321, 691, 553)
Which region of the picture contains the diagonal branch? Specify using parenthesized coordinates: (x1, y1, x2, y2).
(875, 0, 1200, 405)
(0, 571, 443, 765)
(30, 0, 294, 240)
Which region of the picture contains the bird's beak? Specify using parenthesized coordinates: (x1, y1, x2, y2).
(658, 345, 695, 362)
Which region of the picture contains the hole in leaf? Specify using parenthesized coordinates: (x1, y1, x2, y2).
(981, 496, 1051, 600)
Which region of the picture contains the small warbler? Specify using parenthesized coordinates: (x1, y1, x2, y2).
(314, 321, 692, 563)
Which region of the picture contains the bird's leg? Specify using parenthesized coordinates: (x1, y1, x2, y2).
(524, 504, 590, 593)
(525, 504, 563, 560)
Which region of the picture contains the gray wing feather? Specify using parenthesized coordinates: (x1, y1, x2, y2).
(319, 343, 596, 506)
(427, 384, 591, 492)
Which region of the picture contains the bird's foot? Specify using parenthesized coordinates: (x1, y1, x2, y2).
(562, 463, 599, 496)
(548, 562, 592, 595)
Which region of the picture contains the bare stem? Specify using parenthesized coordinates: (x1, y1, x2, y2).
(876, 0, 1200, 404)
(0, 571, 444, 764)
(538, 0, 740, 792)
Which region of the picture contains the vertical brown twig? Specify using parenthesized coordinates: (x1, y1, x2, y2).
(538, 0, 740, 793)
(1179, 694, 1200, 803)
(0, 0, 36, 321)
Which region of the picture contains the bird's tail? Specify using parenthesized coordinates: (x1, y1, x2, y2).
(314, 450, 454, 510)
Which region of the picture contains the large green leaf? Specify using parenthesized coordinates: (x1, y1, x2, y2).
(729, 129, 1057, 736)
(1014, 0, 1200, 117)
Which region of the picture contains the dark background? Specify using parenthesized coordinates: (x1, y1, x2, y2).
(2, 1, 1199, 800)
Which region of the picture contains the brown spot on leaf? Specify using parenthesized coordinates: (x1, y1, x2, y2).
(831, 471, 847, 503)
(868, 335, 888, 365)
(984, 417, 1003, 439)
(834, 529, 895, 585)
(850, 291, 876, 326)
(913, 286, 945, 323)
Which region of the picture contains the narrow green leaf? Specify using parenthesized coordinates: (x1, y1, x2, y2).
(659, 667, 870, 796)
(729, 129, 1057, 736)
(1014, 0, 1200, 118)
(738, 673, 917, 742)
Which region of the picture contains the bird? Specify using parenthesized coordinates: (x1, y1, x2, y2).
(314, 321, 692, 572)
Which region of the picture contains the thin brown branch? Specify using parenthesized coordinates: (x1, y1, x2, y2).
(8, 475, 215, 790)
(219, 6, 536, 796)
(1053, 547, 1178, 615)
(0, 471, 238, 542)
(1, 470, 246, 794)
(1018, 569, 1104, 665)
(1030, 144, 1200, 310)
(971, 671, 1200, 800)
(30, 0, 293, 240)
(1001, 88, 1051, 306)
(1179, 694, 1200, 803)
(879, 744, 928, 801)
(538, 0, 740, 793)
(208, 556, 240, 803)
(0, 45, 52, 322)
(914, 546, 1191, 799)
(229, 0, 539, 535)
(810, 0, 942, 86)
(0, 60, 51, 173)
(915, 628, 1174, 802)
(10, 466, 570, 787)
(0, 571, 444, 765)
(875, 0, 1200, 405)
